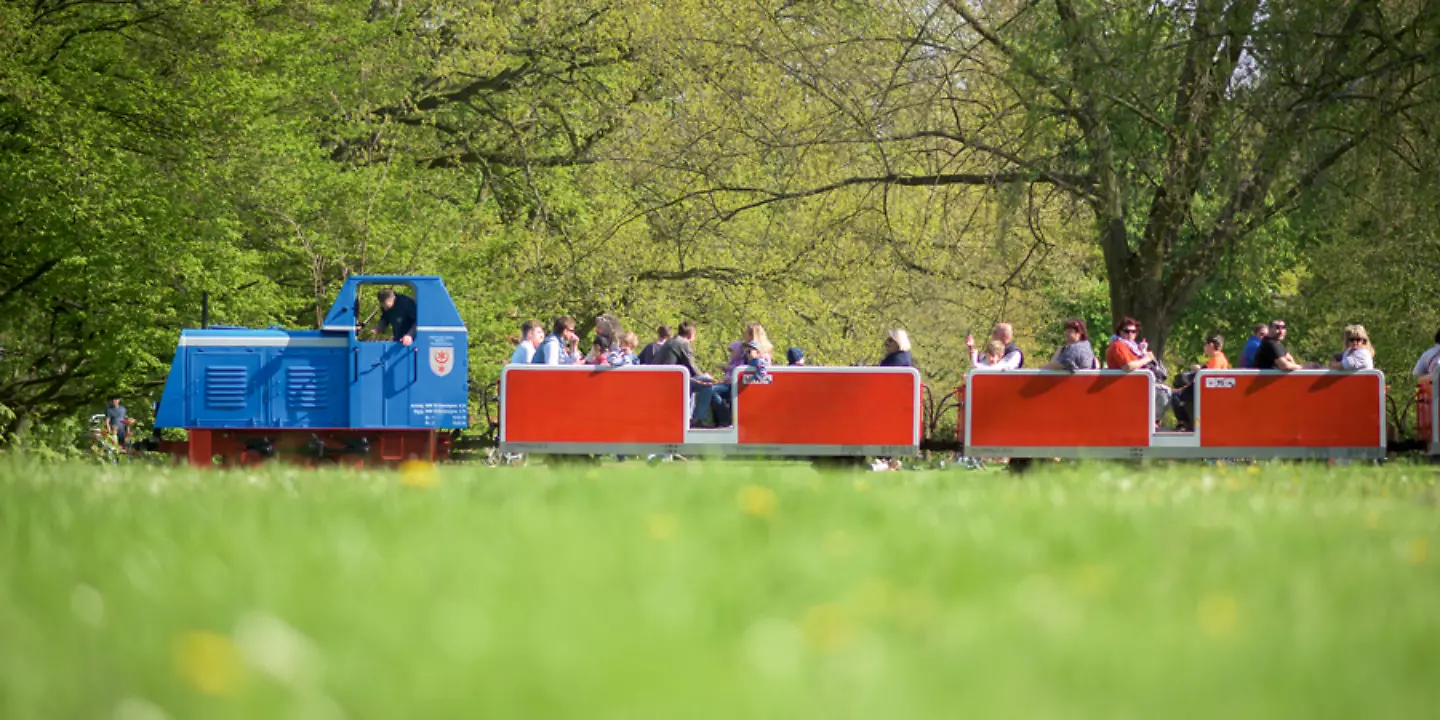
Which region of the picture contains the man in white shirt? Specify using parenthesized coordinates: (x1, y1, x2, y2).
(508, 320, 544, 364)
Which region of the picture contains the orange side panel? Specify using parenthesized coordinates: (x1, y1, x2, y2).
(1417, 382, 1432, 443)
(1198, 373, 1382, 448)
(968, 373, 1152, 447)
(735, 370, 918, 447)
(503, 368, 687, 444)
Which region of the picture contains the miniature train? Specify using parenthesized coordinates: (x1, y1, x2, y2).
(153, 275, 1440, 466)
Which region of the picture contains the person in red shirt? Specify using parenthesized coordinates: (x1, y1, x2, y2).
(1105, 318, 1158, 370)
(1105, 317, 1172, 427)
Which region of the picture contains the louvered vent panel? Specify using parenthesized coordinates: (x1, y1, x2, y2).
(287, 366, 329, 409)
(204, 366, 249, 410)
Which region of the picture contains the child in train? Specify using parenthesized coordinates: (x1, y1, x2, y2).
(586, 336, 612, 365)
(741, 340, 772, 384)
(607, 332, 640, 366)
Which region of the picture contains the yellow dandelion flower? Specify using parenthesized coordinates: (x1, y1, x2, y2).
(800, 603, 850, 653)
(738, 485, 778, 519)
(1408, 537, 1429, 565)
(1197, 594, 1238, 639)
(1246, 465, 1262, 475)
(174, 630, 245, 696)
(648, 513, 678, 541)
(399, 460, 437, 488)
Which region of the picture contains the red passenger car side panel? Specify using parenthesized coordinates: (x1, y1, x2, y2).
(735, 369, 918, 447)
(967, 372, 1153, 447)
(1197, 372, 1383, 448)
(502, 367, 687, 444)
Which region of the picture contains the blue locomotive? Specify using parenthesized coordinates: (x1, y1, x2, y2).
(154, 275, 469, 466)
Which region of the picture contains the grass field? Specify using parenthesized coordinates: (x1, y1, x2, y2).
(1, 459, 1437, 719)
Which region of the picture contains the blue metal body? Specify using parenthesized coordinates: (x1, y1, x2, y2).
(156, 276, 469, 431)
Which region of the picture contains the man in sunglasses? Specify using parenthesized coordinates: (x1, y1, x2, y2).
(1252, 320, 1302, 371)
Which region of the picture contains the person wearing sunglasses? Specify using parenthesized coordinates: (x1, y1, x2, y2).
(1105, 317, 1172, 424)
(1252, 319, 1303, 371)
(1330, 325, 1375, 370)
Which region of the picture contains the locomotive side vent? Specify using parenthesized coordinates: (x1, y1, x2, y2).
(204, 366, 249, 410)
(286, 366, 329, 409)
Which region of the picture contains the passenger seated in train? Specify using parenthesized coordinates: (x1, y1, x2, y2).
(740, 340, 772, 384)
(1329, 324, 1375, 370)
(1413, 327, 1440, 379)
(968, 339, 1011, 372)
(1105, 317, 1171, 423)
(655, 321, 723, 427)
(637, 325, 671, 365)
(1041, 318, 1098, 371)
(369, 288, 417, 346)
(969, 323, 1024, 369)
(533, 316, 584, 365)
(1252, 319, 1304, 371)
(728, 323, 774, 373)
(1240, 323, 1268, 368)
(786, 347, 806, 366)
(586, 335, 613, 365)
(1203, 334, 1231, 369)
(1170, 334, 1229, 432)
(606, 332, 640, 366)
(587, 314, 623, 364)
(509, 319, 544, 365)
(1171, 364, 1203, 432)
(879, 329, 913, 367)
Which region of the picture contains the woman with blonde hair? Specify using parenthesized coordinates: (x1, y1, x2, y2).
(1332, 324, 1375, 370)
(879, 328, 913, 367)
(728, 322, 774, 372)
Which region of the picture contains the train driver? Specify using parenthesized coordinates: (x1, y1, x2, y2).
(370, 288, 418, 346)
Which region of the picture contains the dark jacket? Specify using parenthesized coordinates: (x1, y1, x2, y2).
(636, 340, 666, 365)
(380, 294, 418, 341)
(655, 336, 703, 378)
(879, 350, 914, 367)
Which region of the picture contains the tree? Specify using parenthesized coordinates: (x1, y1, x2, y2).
(641, 0, 1440, 357)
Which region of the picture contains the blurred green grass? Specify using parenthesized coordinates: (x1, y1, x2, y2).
(1, 459, 1437, 719)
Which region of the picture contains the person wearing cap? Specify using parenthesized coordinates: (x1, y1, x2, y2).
(786, 347, 805, 366)
(727, 322, 775, 373)
(741, 340, 772, 384)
